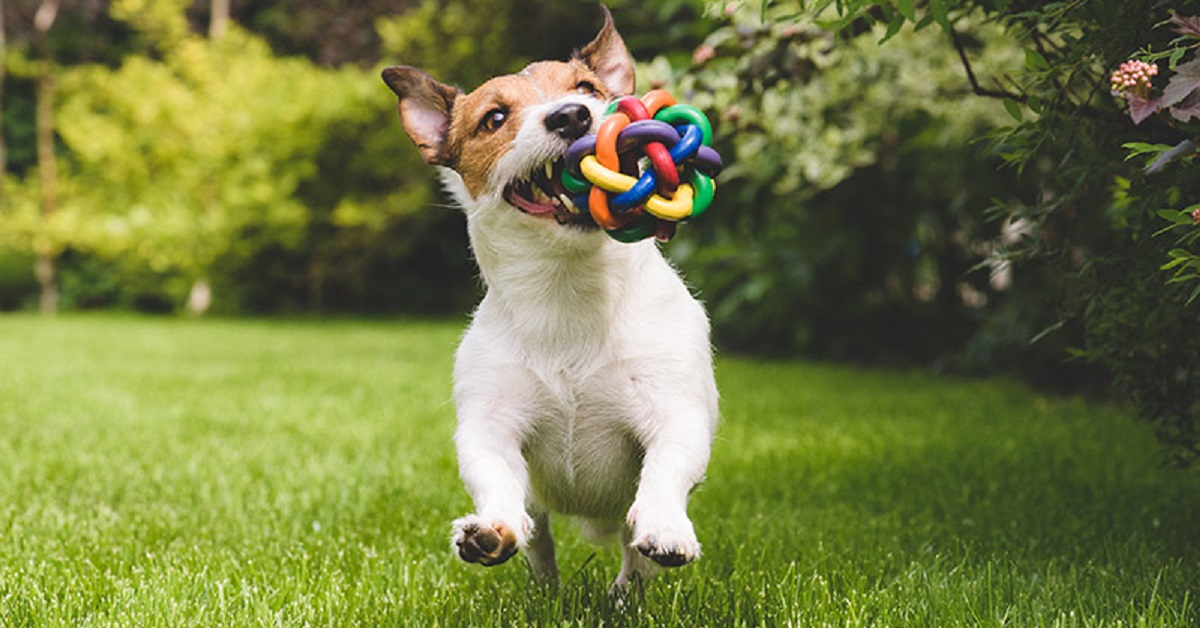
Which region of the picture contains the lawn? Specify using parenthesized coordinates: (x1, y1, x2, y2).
(0, 315, 1196, 626)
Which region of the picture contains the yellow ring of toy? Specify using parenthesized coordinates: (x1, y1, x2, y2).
(645, 184, 694, 220)
(579, 155, 635, 193)
(579, 155, 697, 221)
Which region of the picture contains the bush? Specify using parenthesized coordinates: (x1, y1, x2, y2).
(654, 7, 1026, 361)
(698, 1, 1200, 464)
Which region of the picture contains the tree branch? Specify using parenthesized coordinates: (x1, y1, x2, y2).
(951, 28, 1027, 102)
(950, 27, 1126, 123)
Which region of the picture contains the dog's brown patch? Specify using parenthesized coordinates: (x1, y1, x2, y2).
(383, 6, 635, 204)
(445, 61, 612, 198)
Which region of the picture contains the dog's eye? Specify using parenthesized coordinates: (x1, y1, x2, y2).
(480, 108, 507, 132)
(575, 81, 597, 96)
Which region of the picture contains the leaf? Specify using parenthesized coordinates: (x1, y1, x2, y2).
(1187, 281, 1200, 306)
(880, 11, 906, 44)
(928, 0, 950, 33)
(1158, 58, 1200, 109)
(895, 0, 915, 22)
(1169, 13, 1200, 39)
(1023, 47, 1049, 71)
(1003, 98, 1023, 121)
(1030, 318, 1068, 345)
(1145, 139, 1198, 173)
(1169, 90, 1200, 123)
(1161, 256, 1191, 270)
(1127, 95, 1161, 125)
(1157, 209, 1193, 226)
(1121, 142, 1171, 159)
(1169, 47, 1186, 69)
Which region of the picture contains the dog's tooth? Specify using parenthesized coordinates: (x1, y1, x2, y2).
(558, 194, 578, 214)
(544, 162, 554, 180)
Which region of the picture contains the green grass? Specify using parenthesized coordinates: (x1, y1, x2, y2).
(1, 315, 1197, 626)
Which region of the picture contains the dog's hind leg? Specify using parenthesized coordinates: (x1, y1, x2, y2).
(524, 509, 558, 583)
(611, 523, 657, 595)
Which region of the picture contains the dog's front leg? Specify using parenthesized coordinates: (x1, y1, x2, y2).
(627, 400, 715, 569)
(450, 416, 534, 568)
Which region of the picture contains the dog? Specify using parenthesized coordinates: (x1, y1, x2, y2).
(381, 6, 718, 592)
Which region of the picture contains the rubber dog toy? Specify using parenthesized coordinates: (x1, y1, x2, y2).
(562, 90, 723, 242)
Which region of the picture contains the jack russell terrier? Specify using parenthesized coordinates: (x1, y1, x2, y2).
(381, 6, 718, 592)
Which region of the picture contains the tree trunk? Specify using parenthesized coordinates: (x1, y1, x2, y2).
(0, 0, 8, 193)
(34, 0, 59, 314)
(209, 0, 229, 40)
(186, 0, 231, 315)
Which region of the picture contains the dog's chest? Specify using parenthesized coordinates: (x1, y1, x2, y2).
(520, 367, 644, 520)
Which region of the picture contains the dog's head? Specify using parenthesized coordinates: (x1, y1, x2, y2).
(381, 6, 634, 236)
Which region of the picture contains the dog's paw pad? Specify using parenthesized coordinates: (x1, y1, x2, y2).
(453, 518, 518, 566)
(631, 532, 700, 568)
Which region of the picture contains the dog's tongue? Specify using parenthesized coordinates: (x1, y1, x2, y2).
(504, 187, 557, 215)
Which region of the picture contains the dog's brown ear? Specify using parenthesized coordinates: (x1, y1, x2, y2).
(381, 66, 461, 166)
(577, 5, 635, 97)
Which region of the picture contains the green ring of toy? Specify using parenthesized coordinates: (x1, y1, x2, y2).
(561, 169, 590, 195)
(652, 104, 713, 146)
(687, 172, 715, 218)
(606, 212, 657, 242)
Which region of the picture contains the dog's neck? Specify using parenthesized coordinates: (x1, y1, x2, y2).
(463, 201, 654, 356)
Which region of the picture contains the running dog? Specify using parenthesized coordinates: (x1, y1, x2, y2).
(381, 6, 718, 592)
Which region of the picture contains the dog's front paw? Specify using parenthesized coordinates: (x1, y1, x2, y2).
(631, 529, 701, 567)
(451, 515, 519, 566)
(627, 507, 701, 568)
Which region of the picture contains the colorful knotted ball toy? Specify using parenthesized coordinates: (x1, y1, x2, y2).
(562, 90, 723, 243)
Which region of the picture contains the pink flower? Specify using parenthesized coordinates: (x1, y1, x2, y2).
(693, 44, 716, 65)
(1191, 207, 1200, 225)
(1110, 60, 1159, 98)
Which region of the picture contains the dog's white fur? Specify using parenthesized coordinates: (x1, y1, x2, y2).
(384, 10, 717, 591)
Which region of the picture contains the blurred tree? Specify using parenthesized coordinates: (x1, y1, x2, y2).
(182, 0, 230, 315)
(0, 1, 386, 311)
(208, 0, 227, 40)
(1, 0, 141, 310)
(1, 0, 7, 192)
(32, 0, 58, 314)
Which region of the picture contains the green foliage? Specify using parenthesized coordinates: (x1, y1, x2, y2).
(70, 30, 368, 267)
(652, 5, 1025, 359)
(0, 316, 1197, 624)
(0, 0, 718, 316)
(376, 0, 714, 87)
(377, 0, 521, 86)
(772, 1, 1200, 462)
(0, 2, 482, 314)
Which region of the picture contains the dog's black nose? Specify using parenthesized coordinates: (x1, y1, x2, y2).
(544, 103, 592, 140)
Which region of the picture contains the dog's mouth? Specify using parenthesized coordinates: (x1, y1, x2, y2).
(502, 159, 597, 229)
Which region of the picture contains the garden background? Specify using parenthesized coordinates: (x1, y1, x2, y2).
(1, 0, 1198, 624)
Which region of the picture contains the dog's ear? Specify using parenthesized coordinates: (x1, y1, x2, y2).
(577, 5, 635, 97)
(381, 66, 461, 166)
